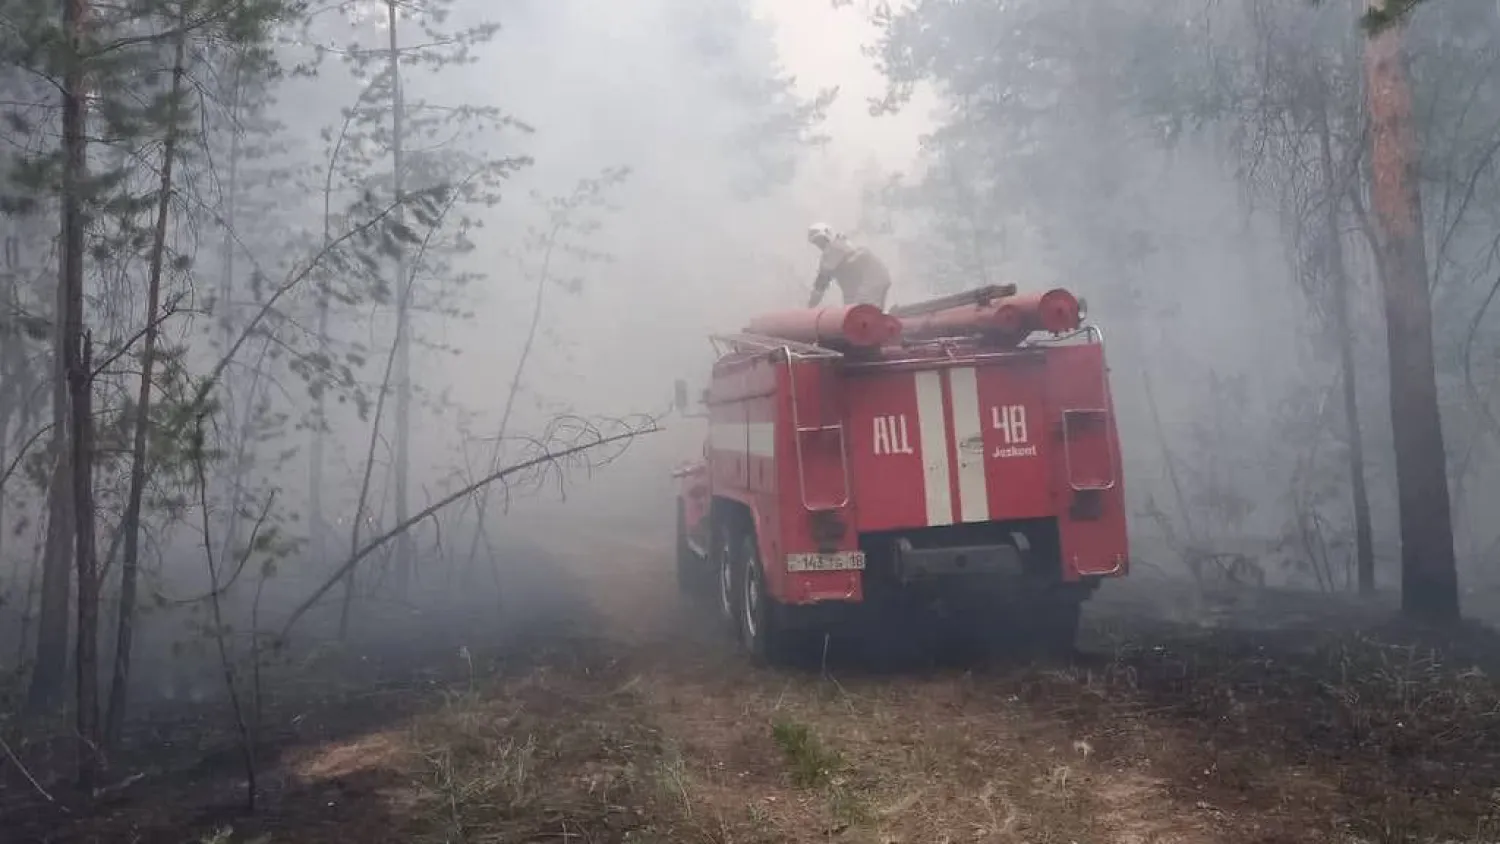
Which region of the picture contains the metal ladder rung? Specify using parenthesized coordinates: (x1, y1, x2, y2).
(785, 351, 852, 511)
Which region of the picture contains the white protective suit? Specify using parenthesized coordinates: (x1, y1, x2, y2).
(807, 229, 892, 310)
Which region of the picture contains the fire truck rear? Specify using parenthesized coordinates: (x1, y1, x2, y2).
(672, 285, 1127, 663)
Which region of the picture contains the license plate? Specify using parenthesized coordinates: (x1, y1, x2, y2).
(785, 551, 866, 572)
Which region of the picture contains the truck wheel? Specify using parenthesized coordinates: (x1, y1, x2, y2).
(739, 533, 789, 665)
(714, 519, 741, 635)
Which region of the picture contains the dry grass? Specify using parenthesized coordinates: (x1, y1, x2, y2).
(1042, 578, 1500, 842)
(770, 718, 842, 789)
(615, 650, 1127, 844)
(775, 678, 1110, 844)
(398, 655, 675, 843)
(21, 530, 1500, 844)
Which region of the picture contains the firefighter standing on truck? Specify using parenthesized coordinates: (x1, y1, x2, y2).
(806, 223, 892, 310)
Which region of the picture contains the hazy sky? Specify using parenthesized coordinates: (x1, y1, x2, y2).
(756, 0, 928, 185)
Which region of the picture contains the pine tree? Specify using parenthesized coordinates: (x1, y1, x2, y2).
(1364, 0, 1458, 619)
(303, 0, 529, 613)
(0, 0, 304, 719)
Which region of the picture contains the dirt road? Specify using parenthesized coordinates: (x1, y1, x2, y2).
(15, 519, 1500, 843)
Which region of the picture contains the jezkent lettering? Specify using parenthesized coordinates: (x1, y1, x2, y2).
(991, 405, 1038, 458)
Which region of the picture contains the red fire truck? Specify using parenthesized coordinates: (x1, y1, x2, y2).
(672, 285, 1127, 663)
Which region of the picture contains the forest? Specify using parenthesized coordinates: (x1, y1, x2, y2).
(3, 0, 1500, 841)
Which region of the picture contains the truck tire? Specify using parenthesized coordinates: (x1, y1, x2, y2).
(738, 532, 791, 665)
(714, 516, 741, 636)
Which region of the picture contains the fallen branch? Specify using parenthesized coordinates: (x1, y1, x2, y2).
(279, 418, 661, 639)
(0, 733, 67, 812)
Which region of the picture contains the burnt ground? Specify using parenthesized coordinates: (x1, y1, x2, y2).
(6, 521, 1500, 843)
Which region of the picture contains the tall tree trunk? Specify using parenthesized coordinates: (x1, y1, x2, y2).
(28, 0, 90, 714)
(1333, 258, 1376, 594)
(1, 252, 26, 657)
(70, 333, 98, 789)
(218, 56, 247, 565)
(310, 299, 327, 563)
(309, 79, 379, 581)
(388, 0, 413, 594)
(104, 29, 186, 748)
(0, 273, 13, 580)
(1315, 94, 1376, 595)
(1363, 2, 1459, 621)
(28, 462, 71, 712)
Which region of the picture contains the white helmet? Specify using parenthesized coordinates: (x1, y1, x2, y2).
(807, 222, 835, 245)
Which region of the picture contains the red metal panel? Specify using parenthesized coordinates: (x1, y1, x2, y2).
(771, 356, 865, 605)
(707, 353, 784, 585)
(745, 358, 782, 586)
(971, 360, 1055, 521)
(843, 369, 935, 532)
(676, 462, 710, 551)
(783, 359, 847, 510)
(1044, 343, 1129, 580)
(784, 570, 862, 604)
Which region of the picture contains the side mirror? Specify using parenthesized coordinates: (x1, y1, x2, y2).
(673, 378, 689, 413)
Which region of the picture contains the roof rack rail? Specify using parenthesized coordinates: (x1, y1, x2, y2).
(709, 332, 846, 360)
(886, 283, 1018, 318)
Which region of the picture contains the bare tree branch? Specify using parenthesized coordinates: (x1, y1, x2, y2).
(279, 416, 662, 639)
(0, 733, 67, 813)
(190, 190, 436, 414)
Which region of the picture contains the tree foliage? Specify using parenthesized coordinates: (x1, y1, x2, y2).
(865, 0, 1499, 611)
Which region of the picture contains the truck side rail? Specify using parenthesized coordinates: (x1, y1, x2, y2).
(840, 324, 1103, 372)
(709, 332, 845, 360)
